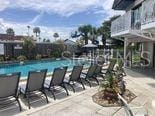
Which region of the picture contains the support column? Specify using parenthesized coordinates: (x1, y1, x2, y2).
(124, 38, 130, 67)
(141, 42, 153, 67)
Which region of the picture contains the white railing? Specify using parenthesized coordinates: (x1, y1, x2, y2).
(142, 0, 155, 25)
(111, 11, 132, 36)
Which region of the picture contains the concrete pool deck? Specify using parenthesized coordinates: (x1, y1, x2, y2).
(0, 69, 155, 116)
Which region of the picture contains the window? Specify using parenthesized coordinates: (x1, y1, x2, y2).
(132, 5, 142, 29)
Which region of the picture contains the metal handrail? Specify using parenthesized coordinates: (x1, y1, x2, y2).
(111, 11, 132, 35)
(142, 0, 155, 25)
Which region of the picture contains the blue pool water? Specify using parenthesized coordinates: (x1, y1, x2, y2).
(0, 59, 90, 79)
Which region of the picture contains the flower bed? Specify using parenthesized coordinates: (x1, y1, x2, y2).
(92, 89, 136, 107)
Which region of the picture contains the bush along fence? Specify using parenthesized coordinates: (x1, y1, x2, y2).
(0, 42, 72, 61)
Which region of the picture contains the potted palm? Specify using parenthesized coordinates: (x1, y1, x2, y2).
(99, 72, 120, 103)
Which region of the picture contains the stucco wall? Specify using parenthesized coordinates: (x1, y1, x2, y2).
(142, 42, 154, 67)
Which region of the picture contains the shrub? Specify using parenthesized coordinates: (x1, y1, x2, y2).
(5, 55, 11, 61)
(100, 73, 117, 91)
(36, 54, 42, 60)
(11, 58, 16, 61)
(51, 51, 61, 58)
(51, 41, 66, 59)
(17, 55, 27, 61)
(62, 51, 72, 58)
(23, 37, 36, 59)
(0, 56, 4, 62)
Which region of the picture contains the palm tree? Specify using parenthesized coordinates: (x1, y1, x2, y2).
(43, 38, 46, 42)
(53, 33, 59, 41)
(33, 27, 41, 38)
(38, 37, 42, 42)
(97, 26, 107, 48)
(27, 25, 30, 36)
(78, 24, 92, 45)
(71, 31, 81, 38)
(90, 27, 98, 44)
(6, 28, 15, 36)
(97, 15, 120, 48)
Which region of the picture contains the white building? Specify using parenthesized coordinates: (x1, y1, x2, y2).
(111, 0, 155, 67)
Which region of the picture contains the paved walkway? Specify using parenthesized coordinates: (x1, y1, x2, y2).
(0, 69, 155, 116)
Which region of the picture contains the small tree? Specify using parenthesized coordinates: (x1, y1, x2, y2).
(52, 39, 65, 58)
(6, 28, 15, 36)
(23, 37, 36, 59)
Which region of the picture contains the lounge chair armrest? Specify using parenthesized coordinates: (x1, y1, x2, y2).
(81, 72, 87, 75)
(101, 71, 106, 74)
(102, 68, 108, 70)
(113, 70, 117, 72)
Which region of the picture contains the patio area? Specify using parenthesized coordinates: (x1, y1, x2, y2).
(0, 69, 155, 116)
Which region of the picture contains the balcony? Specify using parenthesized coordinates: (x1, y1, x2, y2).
(111, 11, 131, 37)
(141, 0, 155, 32)
(111, 11, 141, 38)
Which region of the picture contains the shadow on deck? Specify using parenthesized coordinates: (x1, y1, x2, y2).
(125, 67, 155, 78)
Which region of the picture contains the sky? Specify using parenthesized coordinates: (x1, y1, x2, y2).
(0, 0, 123, 41)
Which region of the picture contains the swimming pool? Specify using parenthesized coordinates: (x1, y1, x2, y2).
(0, 59, 90, 79)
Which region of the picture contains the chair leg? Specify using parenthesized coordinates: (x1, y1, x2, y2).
(41, 90, 49, 103)
(78, 79, 85, 90)
(16, 89, 22, 111)
(61, 84, 69, 96)
(83, 78, 91, 88)
(93, 77, 99, 85)
(26, 92, 31, 109)
(49, 88, 56, 100)
(65, 82, 75, 93)
(16, 97, 22, 111)
(86, 78, 92, 88)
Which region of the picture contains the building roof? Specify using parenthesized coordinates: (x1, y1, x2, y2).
(64, 39, 76, 45)
(0, 34, 26, 41)
(112, 0, 135, 10)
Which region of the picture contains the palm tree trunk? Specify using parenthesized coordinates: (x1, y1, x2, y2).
(36, 33, 37, 37)
(102, 36, 106, 48)
(85, 37, 88, 45)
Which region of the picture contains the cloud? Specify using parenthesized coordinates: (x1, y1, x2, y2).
(0, 19, 75, 41)
(11, 0, 102, 17)
(0, 0, 10, 11)
(1, 0, 123, 18)
(0, 0, 124, 40)
(94, 0, 124, 24)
